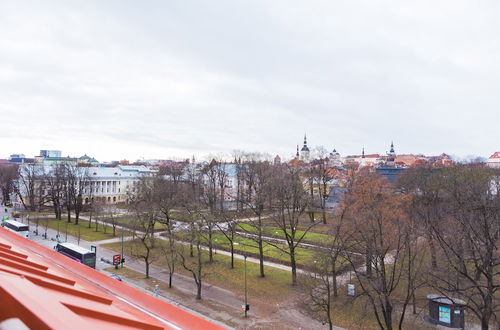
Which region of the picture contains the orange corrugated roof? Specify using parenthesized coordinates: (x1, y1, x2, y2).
(0, 228, 225, 330)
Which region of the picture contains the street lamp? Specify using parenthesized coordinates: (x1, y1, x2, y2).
(244, 252, 248, 318)
(234, 242, 249, 317)
(121, 223, 124, 268)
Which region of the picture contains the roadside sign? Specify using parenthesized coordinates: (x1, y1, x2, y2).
(113, 254, 121, 265)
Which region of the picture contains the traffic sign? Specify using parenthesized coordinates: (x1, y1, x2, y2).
(113, 254, 121, 266)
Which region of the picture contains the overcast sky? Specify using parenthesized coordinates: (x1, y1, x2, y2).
(0, 1, 498, 162)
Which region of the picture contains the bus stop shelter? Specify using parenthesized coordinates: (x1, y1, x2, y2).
(427, 294, 466, 329)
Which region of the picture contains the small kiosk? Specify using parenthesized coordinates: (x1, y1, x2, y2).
(427, 294, 466, 329)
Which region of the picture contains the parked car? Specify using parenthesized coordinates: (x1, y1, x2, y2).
(109, 274, 122, 281)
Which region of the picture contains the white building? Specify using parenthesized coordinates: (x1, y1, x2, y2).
(487, 152, 500, 168)
(16, 164, 154, 207)
(84, 165, 154, 204)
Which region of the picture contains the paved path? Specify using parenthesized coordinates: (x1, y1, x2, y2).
(77, 214, 311, 274)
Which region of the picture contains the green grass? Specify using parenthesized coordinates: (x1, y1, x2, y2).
(114, 217, 166, 231)
(237, 223, 334, 244)
(102, 239, 300, 302)
(174, 231, 347, 268)
(212, 233, 317, 265)
(19, 210, 54, 217)
(30, 217, 132, 241)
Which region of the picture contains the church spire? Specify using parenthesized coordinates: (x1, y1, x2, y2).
(362, 147, 365, 158)
(296, 145, 299, 157)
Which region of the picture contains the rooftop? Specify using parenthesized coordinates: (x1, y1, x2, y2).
(0, 228, 224, 330)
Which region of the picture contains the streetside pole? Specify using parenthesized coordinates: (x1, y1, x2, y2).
(121, 224, 124, 268)
(244, 254, 248, 318)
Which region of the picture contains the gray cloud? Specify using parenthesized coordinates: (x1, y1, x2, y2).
(0, 0, 498, 161)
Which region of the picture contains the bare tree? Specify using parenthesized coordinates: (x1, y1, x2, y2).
(200, 160, 219, 262)
(269, 164, 315, 286)
(129, 203, 158, 278)
(343, 169, 419, 330)
(155, 166, 185, 288)
(178, 219, 205, 300)
(303, 252, 336, 330)
(239, 159, 273, 278)
(16, 163, 44, 211)
(160, 220, 177, 288)
(103, 204, 118, 236)
(0, 163, 18, 204)
(63, 164, 90, 224)
(429, 164, 500, 330)
(398, 165, 445, 269)
(44, 164, 65, 220)
(215, 213, 238, 269)
(313, 158, 335, 225)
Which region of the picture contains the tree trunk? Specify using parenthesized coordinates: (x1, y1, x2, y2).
(308, 211, 315, 223)
(196, 245, 202, 299)
(332, 266, 338, 297)
(258, 236, 265, 278)
(208, 226, 213, 262)
(481, 317, 489, 330)
(290, 247, 297, 286)
(383, 297, 393, 330)
(428, 233, 437, 269)
(366, 244, 373, 278)
(327, 283, 333, 330)
(230, 244, 234, 269)
(196, 282, 202, 300)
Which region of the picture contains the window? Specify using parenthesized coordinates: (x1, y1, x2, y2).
(439, 306, 451, 324)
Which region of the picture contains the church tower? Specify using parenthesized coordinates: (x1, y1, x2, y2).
(300, 134, 310, 163)
(386, 141, 396, 166)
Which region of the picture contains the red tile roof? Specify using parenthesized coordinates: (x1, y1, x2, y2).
(0, 228, 225, 330)
(489, 152, 500, 159)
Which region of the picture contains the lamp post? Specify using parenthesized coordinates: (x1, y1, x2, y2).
(244, 253, 248, 318)
(234, 242, 249, 317)
(121, 223, 124, 268)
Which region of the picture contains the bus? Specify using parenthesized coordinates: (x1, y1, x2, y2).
(54, 242, 96, 269)
(1, 220, 29, 238)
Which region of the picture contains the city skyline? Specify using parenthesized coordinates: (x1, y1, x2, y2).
(1, 1, 499, 162)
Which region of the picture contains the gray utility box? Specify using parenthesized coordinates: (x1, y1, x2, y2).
(427, 294, 466, 329)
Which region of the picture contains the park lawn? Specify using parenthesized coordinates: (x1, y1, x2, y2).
(174, 231, 347, 269)
(237, 223, 334, 244)
(102, 240, 299, 303)
(31, 217, 131, 241)
(211, 233, 317, 266)
(19, 210, 54, 217)
(115, 217, 166, 231)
